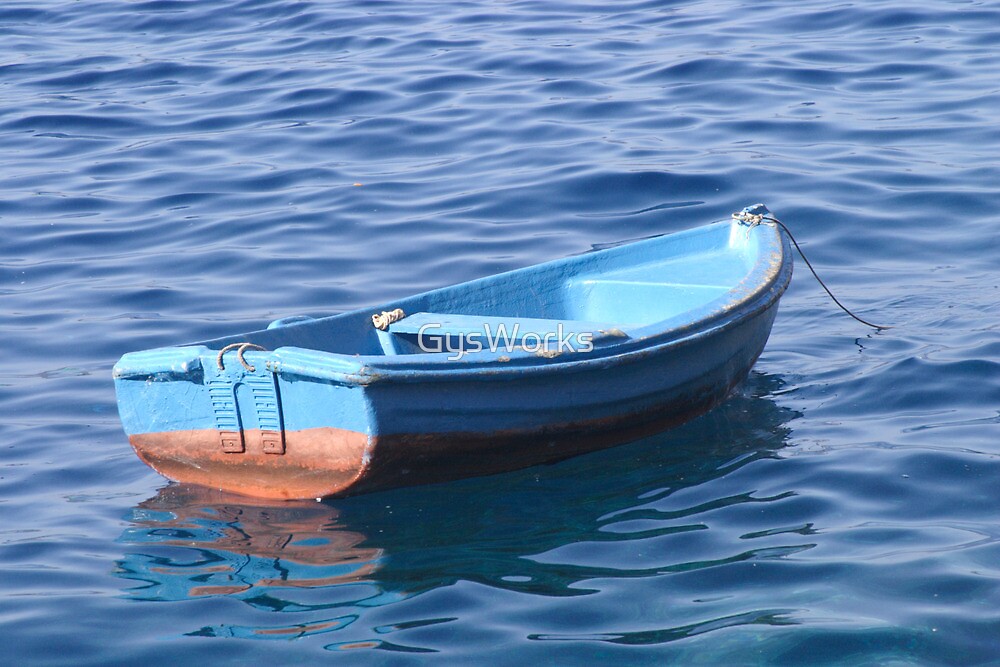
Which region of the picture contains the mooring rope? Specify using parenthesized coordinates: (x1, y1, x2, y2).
(217, 342, 268, 372)
(733, 210, 892, 330)
(372, 308, 405, 330)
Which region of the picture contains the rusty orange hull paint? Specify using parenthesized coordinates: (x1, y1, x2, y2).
(130, 427, 370, 500)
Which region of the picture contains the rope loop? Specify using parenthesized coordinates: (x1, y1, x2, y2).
(372, 308, 405, 331)
(732, 210, 766, 226)
(217, 342, 268, 372)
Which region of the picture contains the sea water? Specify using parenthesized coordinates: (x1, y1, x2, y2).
(2, 0, 999, 663)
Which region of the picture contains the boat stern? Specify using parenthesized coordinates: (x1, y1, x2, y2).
(113, 345, 373, 499)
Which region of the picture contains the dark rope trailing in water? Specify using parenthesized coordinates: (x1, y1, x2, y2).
(733, 208, 892, 331)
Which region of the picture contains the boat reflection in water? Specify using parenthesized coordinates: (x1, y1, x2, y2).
(120, 488, 383, 595)
(116, 487, 400, 641)
(115, 372, 799, 647)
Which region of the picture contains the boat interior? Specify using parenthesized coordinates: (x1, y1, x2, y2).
(200, 220, 769, 360)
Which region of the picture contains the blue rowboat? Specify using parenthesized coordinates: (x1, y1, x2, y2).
(114, 207, 792, 499)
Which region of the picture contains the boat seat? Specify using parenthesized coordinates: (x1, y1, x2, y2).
(382, 312, 628, 355)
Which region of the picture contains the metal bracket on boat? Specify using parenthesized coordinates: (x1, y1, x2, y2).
(209, 343, 286, 455)
(217, 342, 267, 372)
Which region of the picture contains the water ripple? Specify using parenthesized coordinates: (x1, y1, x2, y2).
(3, 0, 1000, 663)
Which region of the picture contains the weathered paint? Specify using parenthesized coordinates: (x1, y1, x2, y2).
(130, 365, 745, 499)
(114, 213, 793, 500)
(130, 427, 370, 500)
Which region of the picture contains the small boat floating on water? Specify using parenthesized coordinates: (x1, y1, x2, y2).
(114, 205, 793, 499)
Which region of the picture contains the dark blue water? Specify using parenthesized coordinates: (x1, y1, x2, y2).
(3, 0, 999, 663)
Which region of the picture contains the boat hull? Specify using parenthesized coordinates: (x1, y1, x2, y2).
(126, 303, 779, 499)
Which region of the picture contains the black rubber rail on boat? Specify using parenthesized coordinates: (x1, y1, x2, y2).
(733, 209, 892, 331)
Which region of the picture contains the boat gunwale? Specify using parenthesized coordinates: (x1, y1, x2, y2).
(262, 222, 793, 385)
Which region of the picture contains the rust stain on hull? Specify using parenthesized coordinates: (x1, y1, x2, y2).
(132, 381, 738, 500)
(130, 427, 370, 500)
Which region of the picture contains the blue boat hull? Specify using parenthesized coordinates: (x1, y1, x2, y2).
(115, 215, 792, 499)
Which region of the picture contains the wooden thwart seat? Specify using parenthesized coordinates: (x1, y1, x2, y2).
(381, 312, 628, 355)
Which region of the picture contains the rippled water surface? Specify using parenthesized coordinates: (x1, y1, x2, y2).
(3, 0, 999, 663)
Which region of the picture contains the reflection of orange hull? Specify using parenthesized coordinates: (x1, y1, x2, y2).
(134, 484, 382, 570)
(131, 386, 730, 501)
(120, 485, 384, 610)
